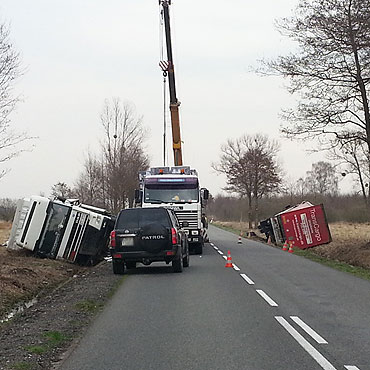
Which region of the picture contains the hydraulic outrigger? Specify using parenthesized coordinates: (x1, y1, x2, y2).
(159, 0, 183, 166)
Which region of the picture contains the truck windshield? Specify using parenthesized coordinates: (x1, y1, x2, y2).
(144, 187, 199, 204)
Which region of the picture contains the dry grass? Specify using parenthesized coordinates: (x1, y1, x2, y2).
(0, 221, 82, 317)
(314, 222, 370, 269)
(212, 221, 265, 239)
(0, 221, 11, 244)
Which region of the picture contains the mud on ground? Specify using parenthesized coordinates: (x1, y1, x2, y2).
(0, 247, 82, 317)
(0, 221, 83, 317)
(0, 222, 122, 370)
(0, 258, 122, 370)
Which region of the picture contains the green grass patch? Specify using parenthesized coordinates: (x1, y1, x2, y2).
(11, 362, 35, 370)
(25, 345, 47, 355)
(25, 330, 70, 355)
(212, 223, 240, 235)
(43, 330, 69, 347)
(292, 248, 370, 281)
(107, 275, 126, 299)
(75, 299, 103, 314)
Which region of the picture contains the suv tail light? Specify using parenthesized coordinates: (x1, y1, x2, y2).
(110, 230, 116, 248)
(171, 228, 178, 245)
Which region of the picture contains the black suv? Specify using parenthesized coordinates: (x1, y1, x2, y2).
(109, 207, 189, 274)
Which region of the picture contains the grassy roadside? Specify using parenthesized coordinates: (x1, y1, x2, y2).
(211, 221, 370, 281)
(291, 248, 370, 281)
(211, 222, 244, 236)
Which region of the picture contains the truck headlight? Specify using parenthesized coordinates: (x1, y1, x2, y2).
(192, 230, 199, 235)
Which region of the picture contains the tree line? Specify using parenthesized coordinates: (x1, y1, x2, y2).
(1, 0, 370, 222)
(207, 193, 370, 225)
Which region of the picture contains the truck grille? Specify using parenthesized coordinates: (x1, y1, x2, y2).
(174, 210, 198, 229)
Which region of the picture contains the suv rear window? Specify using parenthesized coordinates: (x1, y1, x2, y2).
(116, 208, 171, 229)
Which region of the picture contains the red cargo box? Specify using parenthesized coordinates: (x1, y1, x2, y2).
(280, 204, 331, 249)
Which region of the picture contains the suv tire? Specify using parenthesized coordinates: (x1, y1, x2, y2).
(172, 254, 183, 273)
(112, 260, 125, 275)
(183, 244, 190, 267)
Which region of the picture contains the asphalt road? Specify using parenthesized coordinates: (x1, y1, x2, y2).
(60, 225, 370, 370)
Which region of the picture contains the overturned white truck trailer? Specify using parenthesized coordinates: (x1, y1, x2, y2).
(8, 196, 115, 265)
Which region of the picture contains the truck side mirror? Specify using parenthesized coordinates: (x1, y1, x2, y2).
(203, 189, 209, 200)
(134, 189, 142, 204)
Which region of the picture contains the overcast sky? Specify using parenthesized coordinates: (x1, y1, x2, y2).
(0, 0, 351, 200)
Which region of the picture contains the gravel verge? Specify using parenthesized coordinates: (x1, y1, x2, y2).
(0, 260, 122, 370)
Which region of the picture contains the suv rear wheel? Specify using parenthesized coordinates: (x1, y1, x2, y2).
(172, 254, 183, 273)
(112, 260, 125, 275)
(183, 244, 190, 267)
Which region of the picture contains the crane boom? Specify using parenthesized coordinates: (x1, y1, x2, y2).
(160, 0, 183, 166)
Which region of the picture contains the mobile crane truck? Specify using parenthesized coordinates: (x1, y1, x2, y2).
(135, 0, 209, 254)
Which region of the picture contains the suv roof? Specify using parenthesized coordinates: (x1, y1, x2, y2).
(115, 207, 173, 230)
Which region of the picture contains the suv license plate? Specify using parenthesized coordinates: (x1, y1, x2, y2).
(122, 237, 134, 246)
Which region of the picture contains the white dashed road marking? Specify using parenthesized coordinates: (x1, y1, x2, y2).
(256, 290, 278, 307)
(211, 239, 358, 370)
(240, 273, 255, 285)
(290, 316, 328, 344)
(275, 316, 337, 370)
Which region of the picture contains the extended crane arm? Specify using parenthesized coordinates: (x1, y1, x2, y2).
(160, 0, 183, 166)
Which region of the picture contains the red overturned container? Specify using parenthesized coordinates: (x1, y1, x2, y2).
(271, 202, 332, 250)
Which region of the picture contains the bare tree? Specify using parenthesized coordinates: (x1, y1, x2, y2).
(100, 98, 149, 213)
(305, 161, 339, 196)
(0, 23, 31, 178)
(213, 134, 282, 228)
(296, 177, 307, 198)
(329, 139, 370, 203)
(73, 152, 107, 207)
(73, 99, 149, 213)
(260, 0, 370, 178)
(0, 197, 16, 221)
(50, 182, 73, 199)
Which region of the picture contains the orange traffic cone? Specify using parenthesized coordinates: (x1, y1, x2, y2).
(238, 231, 242, 244)
(282, 240, 289, 251)
(225, 250, 233, 267)
(288, 242, 294, 253)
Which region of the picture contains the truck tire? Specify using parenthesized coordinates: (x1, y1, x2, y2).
(112, 260, 125, 275)
(172, 255, 183, 273)
(195, 242, 203, 255)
